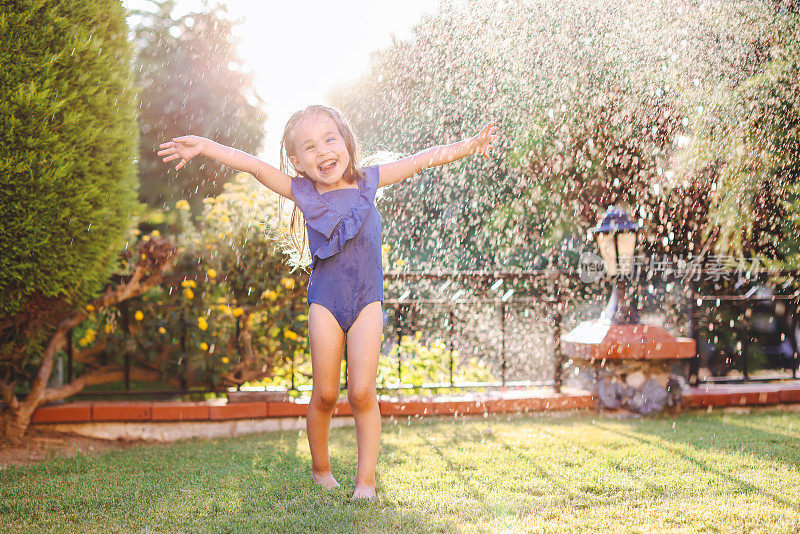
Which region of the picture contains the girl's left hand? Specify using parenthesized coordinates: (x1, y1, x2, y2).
(474, 122, 498, 159)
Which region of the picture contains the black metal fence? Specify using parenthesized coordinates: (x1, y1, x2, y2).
(63, 267, 800, 399)
(690, 284, 800, 383)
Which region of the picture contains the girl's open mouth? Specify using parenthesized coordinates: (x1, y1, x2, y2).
(319, 159, 337, 174)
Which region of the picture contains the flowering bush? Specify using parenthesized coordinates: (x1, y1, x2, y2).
(77, 173, 309, 389)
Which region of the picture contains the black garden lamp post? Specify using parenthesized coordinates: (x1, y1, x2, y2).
(563, 205, 695, 414)
(588, 205, 641, 325)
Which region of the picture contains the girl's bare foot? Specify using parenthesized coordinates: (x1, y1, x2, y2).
(351, 483, 376, 500)
(311, 469, 340, 489)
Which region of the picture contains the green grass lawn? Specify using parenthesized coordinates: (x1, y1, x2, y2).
(2, 408, 800, 533)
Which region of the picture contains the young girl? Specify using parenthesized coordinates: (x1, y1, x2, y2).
(158, 104, 497, 500)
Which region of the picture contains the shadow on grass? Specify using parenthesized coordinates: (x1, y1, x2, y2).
(379, 413, 595, 516)
(592, 416, 800, 513)
(173, 424, 451, 531)
(600, 409, 800, 471)
(327, 419, 462, 532)
(0, 423, 450, 532)
(417, 432, 492, 506)
(383, 409, 800, 518)
(494, 436, 588, 505)
(373, 426, 502, 530)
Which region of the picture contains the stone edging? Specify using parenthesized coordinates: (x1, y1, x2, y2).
(28, 383, 800, 425)
(31, 391, 595, 424)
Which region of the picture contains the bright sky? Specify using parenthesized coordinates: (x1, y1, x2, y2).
(124, 0, 439, 165)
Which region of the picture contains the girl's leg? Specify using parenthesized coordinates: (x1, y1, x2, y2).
(307, 303, 346, 488)
(344, 301, 383, 499)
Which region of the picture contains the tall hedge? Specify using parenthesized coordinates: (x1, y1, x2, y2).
(0, 1, 141, 364)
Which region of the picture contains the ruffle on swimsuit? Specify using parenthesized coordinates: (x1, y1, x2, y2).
(290, 165, 379, 269)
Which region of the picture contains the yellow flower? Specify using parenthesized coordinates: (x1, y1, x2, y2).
(183, 288, 194, 300)
(176, 199, 190, 210)
(132, 228, 140, 236)
(284, 329, 298, 340)
(200, 342, 208, 351)
(85, 304, 95, 313)
(217, 304, 231, 314)
(181, 280, 197, 288)
(142, 235, 150, 242)
(264, 290, 278, 301)
(381, 244, 391, 253)
(157, 300, 163, 305)
(134, 310, 144, 321)
(197, 317, 208, 331)
(104, 324, 112, 333)
(233, 307, 244, 317)
(207, 268, 217, 279)
(151, 230, 160, 237)
(395, 258, 405, 267)
(280, 277, 295, 289)
(158, 326, 166, 334)
(269, 326, 280, 338)
(221, 356, 230, 364)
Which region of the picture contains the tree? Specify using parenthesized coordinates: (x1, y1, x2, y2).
(130, 0, 267, 220)
(334, 0, 797, 272)
(331, 0, 693, 270)
(687, 10, 800, 264)
(0, 0, 143, 442)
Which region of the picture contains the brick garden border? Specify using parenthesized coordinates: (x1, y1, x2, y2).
(28, 383, 800, 425)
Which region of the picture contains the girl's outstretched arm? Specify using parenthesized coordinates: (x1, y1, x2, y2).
(158, 136, 295, 201)
(376, 122, 498, 188)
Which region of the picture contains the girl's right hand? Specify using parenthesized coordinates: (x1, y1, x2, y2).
(473, 122, 498, 160)
(157, 135, 206, 170)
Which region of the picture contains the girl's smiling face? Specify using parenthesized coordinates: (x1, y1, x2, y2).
(289, 113, 352, 187)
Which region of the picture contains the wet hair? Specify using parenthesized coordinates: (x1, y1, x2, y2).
(277, 104, 365, 270)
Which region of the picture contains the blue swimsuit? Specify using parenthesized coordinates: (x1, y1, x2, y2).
(290, 164, 384, 333)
